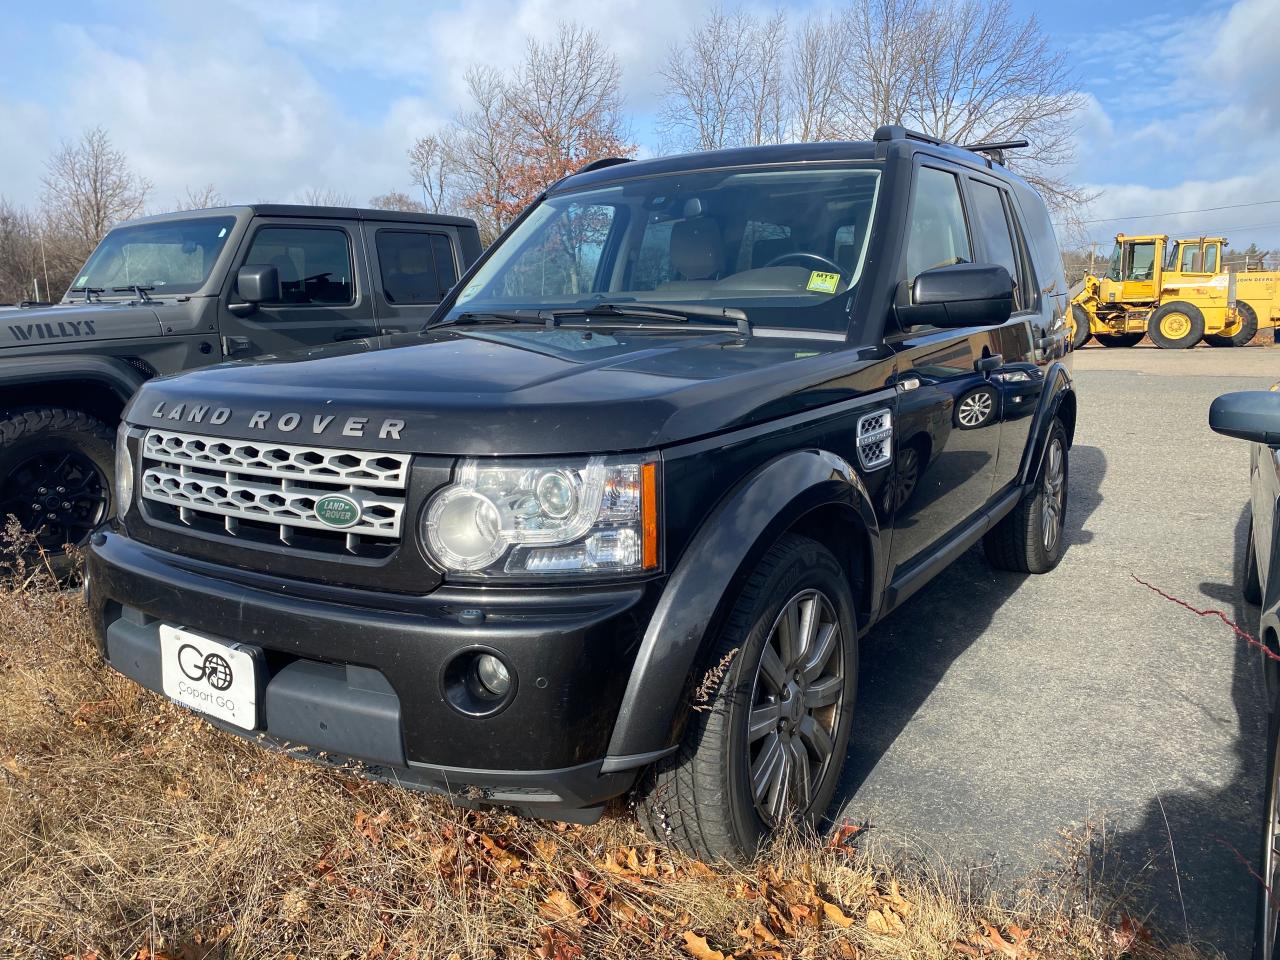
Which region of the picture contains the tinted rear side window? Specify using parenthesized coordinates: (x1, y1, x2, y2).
(376, 230, 458, 304)
(969, 180, 1027, 310)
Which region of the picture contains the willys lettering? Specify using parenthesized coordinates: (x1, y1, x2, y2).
(148, 401, 405, 440)
(7, 319, 97, 341)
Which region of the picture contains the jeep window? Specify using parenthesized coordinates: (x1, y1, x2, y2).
(448, 165, 882, 334)
(968, 179, 1026, 311)
(376, 230, 457, 304)
(242, 226, 354, 305)
(73, 217, 235, 295)
(904, 167, 971, 281)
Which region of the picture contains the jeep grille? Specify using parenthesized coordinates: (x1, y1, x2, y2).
(139, 429, 411, 553)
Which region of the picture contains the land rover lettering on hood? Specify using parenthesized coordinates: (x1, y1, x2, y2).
(87, 129, 1076, 861)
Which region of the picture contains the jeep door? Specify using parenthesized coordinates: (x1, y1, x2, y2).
(884, 164, 1003, 572)
(217, 217, 380, 358)
(363, 224, 461, 333)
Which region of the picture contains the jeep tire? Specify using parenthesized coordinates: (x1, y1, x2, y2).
(984, 419, 1068, 574)
(1148, 301, 1205, 349)
(0, 408, 114, 577)
(634, 534, 857, 861)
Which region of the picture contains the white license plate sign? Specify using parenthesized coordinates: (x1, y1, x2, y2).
(159, 625, 258, 730)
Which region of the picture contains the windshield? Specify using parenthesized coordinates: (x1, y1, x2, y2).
(71, 216, 236, 296)
(445, 165, 882, 333)
(1105, 242, 1122, 281)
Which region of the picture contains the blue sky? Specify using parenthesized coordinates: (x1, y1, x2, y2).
(2, 0, 1279, 251)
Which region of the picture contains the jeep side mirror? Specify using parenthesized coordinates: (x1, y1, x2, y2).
(235, 264, 280, 308)
(1209, 390, 1280, 446)
(895, 262, 1013, 329)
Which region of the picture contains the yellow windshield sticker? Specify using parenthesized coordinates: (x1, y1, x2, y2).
(806, 271, 840, 294)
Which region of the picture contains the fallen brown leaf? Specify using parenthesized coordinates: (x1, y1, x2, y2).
(682, 931, 726, 960)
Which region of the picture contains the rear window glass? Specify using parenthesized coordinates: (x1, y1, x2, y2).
(376, 230, 458, 304)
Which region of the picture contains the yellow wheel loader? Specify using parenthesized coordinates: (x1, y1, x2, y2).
(1068, 234, 1279, 349)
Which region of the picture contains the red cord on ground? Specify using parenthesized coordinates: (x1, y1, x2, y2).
(1132, 575, 1280, 662)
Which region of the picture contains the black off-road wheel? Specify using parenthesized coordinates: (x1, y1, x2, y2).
(1206, 301, 1258, 348)
(1094, 333, 1144, 348)
(634, 535, 857, 862)
(1148, 301, 1205, 349)
(1069, 304, 1093, 349)
(0, 408, 114, 578)
(984, 419, 1068, 574)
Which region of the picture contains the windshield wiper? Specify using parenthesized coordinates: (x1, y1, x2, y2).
(69, 285, 104, 303)
(550, 302, 751, 335)
(428, 309, 548, 330)
(112, 285, 155, 302)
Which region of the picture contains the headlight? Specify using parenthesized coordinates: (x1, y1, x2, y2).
(422, 456, 659, 577)
(115, 422, 134, 517)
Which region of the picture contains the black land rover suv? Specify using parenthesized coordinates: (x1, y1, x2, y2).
(86, 127, 1076, 861)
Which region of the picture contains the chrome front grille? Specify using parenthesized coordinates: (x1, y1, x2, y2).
(140, 429, 411, 550)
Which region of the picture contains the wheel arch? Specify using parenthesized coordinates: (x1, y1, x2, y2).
(604, 448, 884, 764)
(0, 357, 144, 426)
(1018, 362, 1076, 486)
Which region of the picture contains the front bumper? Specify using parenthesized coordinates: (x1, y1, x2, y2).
(86, 530, 665, 821)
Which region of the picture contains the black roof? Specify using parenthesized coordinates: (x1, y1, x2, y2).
(557, 127, 1016, 194)
(125, 204, 475, 229)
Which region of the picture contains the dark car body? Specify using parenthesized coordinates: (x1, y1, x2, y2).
(86, 130, 1076, 826)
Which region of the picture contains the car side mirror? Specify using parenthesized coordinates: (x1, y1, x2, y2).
(895, 263, 1013, 329)
(236, 264, 279, 307)
(1209, 390, 1280, 445)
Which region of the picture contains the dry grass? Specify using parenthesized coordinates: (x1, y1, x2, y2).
(0, 565, 1221, 960)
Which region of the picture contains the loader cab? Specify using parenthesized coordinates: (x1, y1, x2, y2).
(1101, 234, 1165, 305)
(1165, 237, 1224, 278)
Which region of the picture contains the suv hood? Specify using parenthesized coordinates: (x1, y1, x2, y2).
(128, 326, 887, 455)
(0, 301, 162, 347)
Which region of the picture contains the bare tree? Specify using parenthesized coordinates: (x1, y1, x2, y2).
(298, 187, 354, 207)
(0, 199, 55, 304)
(445, 65, 523, 243)
(368, 191, 427, 213)
(407, 134, 453, 213)
(658, 8, 788, 151)
(40, 127, 151, 269)
(176, 184, 223, 211)
(787, 12, 846, 142)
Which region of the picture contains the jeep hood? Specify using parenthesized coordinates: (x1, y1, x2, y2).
(128, 326, 889, 455)
(0, 301, 162, 347)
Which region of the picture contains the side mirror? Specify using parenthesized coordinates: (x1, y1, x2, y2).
(1209, 390, 1280, 445)
(236, 264, 279, 306)
(895, 262, 1013, 329)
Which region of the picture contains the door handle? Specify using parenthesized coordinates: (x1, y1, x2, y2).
(222, 335, 253, 356)
(975, 354, 1003, 373)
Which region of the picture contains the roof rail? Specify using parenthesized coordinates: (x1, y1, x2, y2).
(576, 157, 634, 174)
(962, 139, 1029, 165)
(872, 125, 943, 146)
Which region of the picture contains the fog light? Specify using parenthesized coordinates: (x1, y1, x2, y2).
(475, 654, 511, 697)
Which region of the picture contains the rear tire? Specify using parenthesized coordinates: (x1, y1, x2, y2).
(634, 535, 857, 862)
(1206, 301, 1258, 348)
(1069, 304, 1093, 349)
(1148, 301, 1205, 349)
(1094, 333, 1144, 348)
(984, 419, 1068, 574)
(0, 407, 114, 578)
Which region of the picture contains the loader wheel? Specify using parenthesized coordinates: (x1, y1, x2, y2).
(1148, 301, 1204, 349)
(1205, 301, 1258, 347)
(1069, 304, 1092, 349)
(1094, 333, 1144, 348)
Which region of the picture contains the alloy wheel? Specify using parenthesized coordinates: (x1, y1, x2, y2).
(1040, 438, 1065, 551)
(0, 450, 109, 552)
(958, 390, 994, 427)
(746, 588, 845, 824)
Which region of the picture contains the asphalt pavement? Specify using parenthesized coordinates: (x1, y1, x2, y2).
(836, 344, 1280, 957)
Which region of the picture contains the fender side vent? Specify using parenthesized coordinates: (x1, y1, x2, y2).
(122, 356, 158, 379)
(856, 409, 893, 470)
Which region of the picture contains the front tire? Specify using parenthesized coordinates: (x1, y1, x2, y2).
(634, 535, 857, 861)
(0, 407, 114, 577)
(1148, 301, 1205, 349)
(1069, 304, 1093, 349)
(984, 419, 1068, 574)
